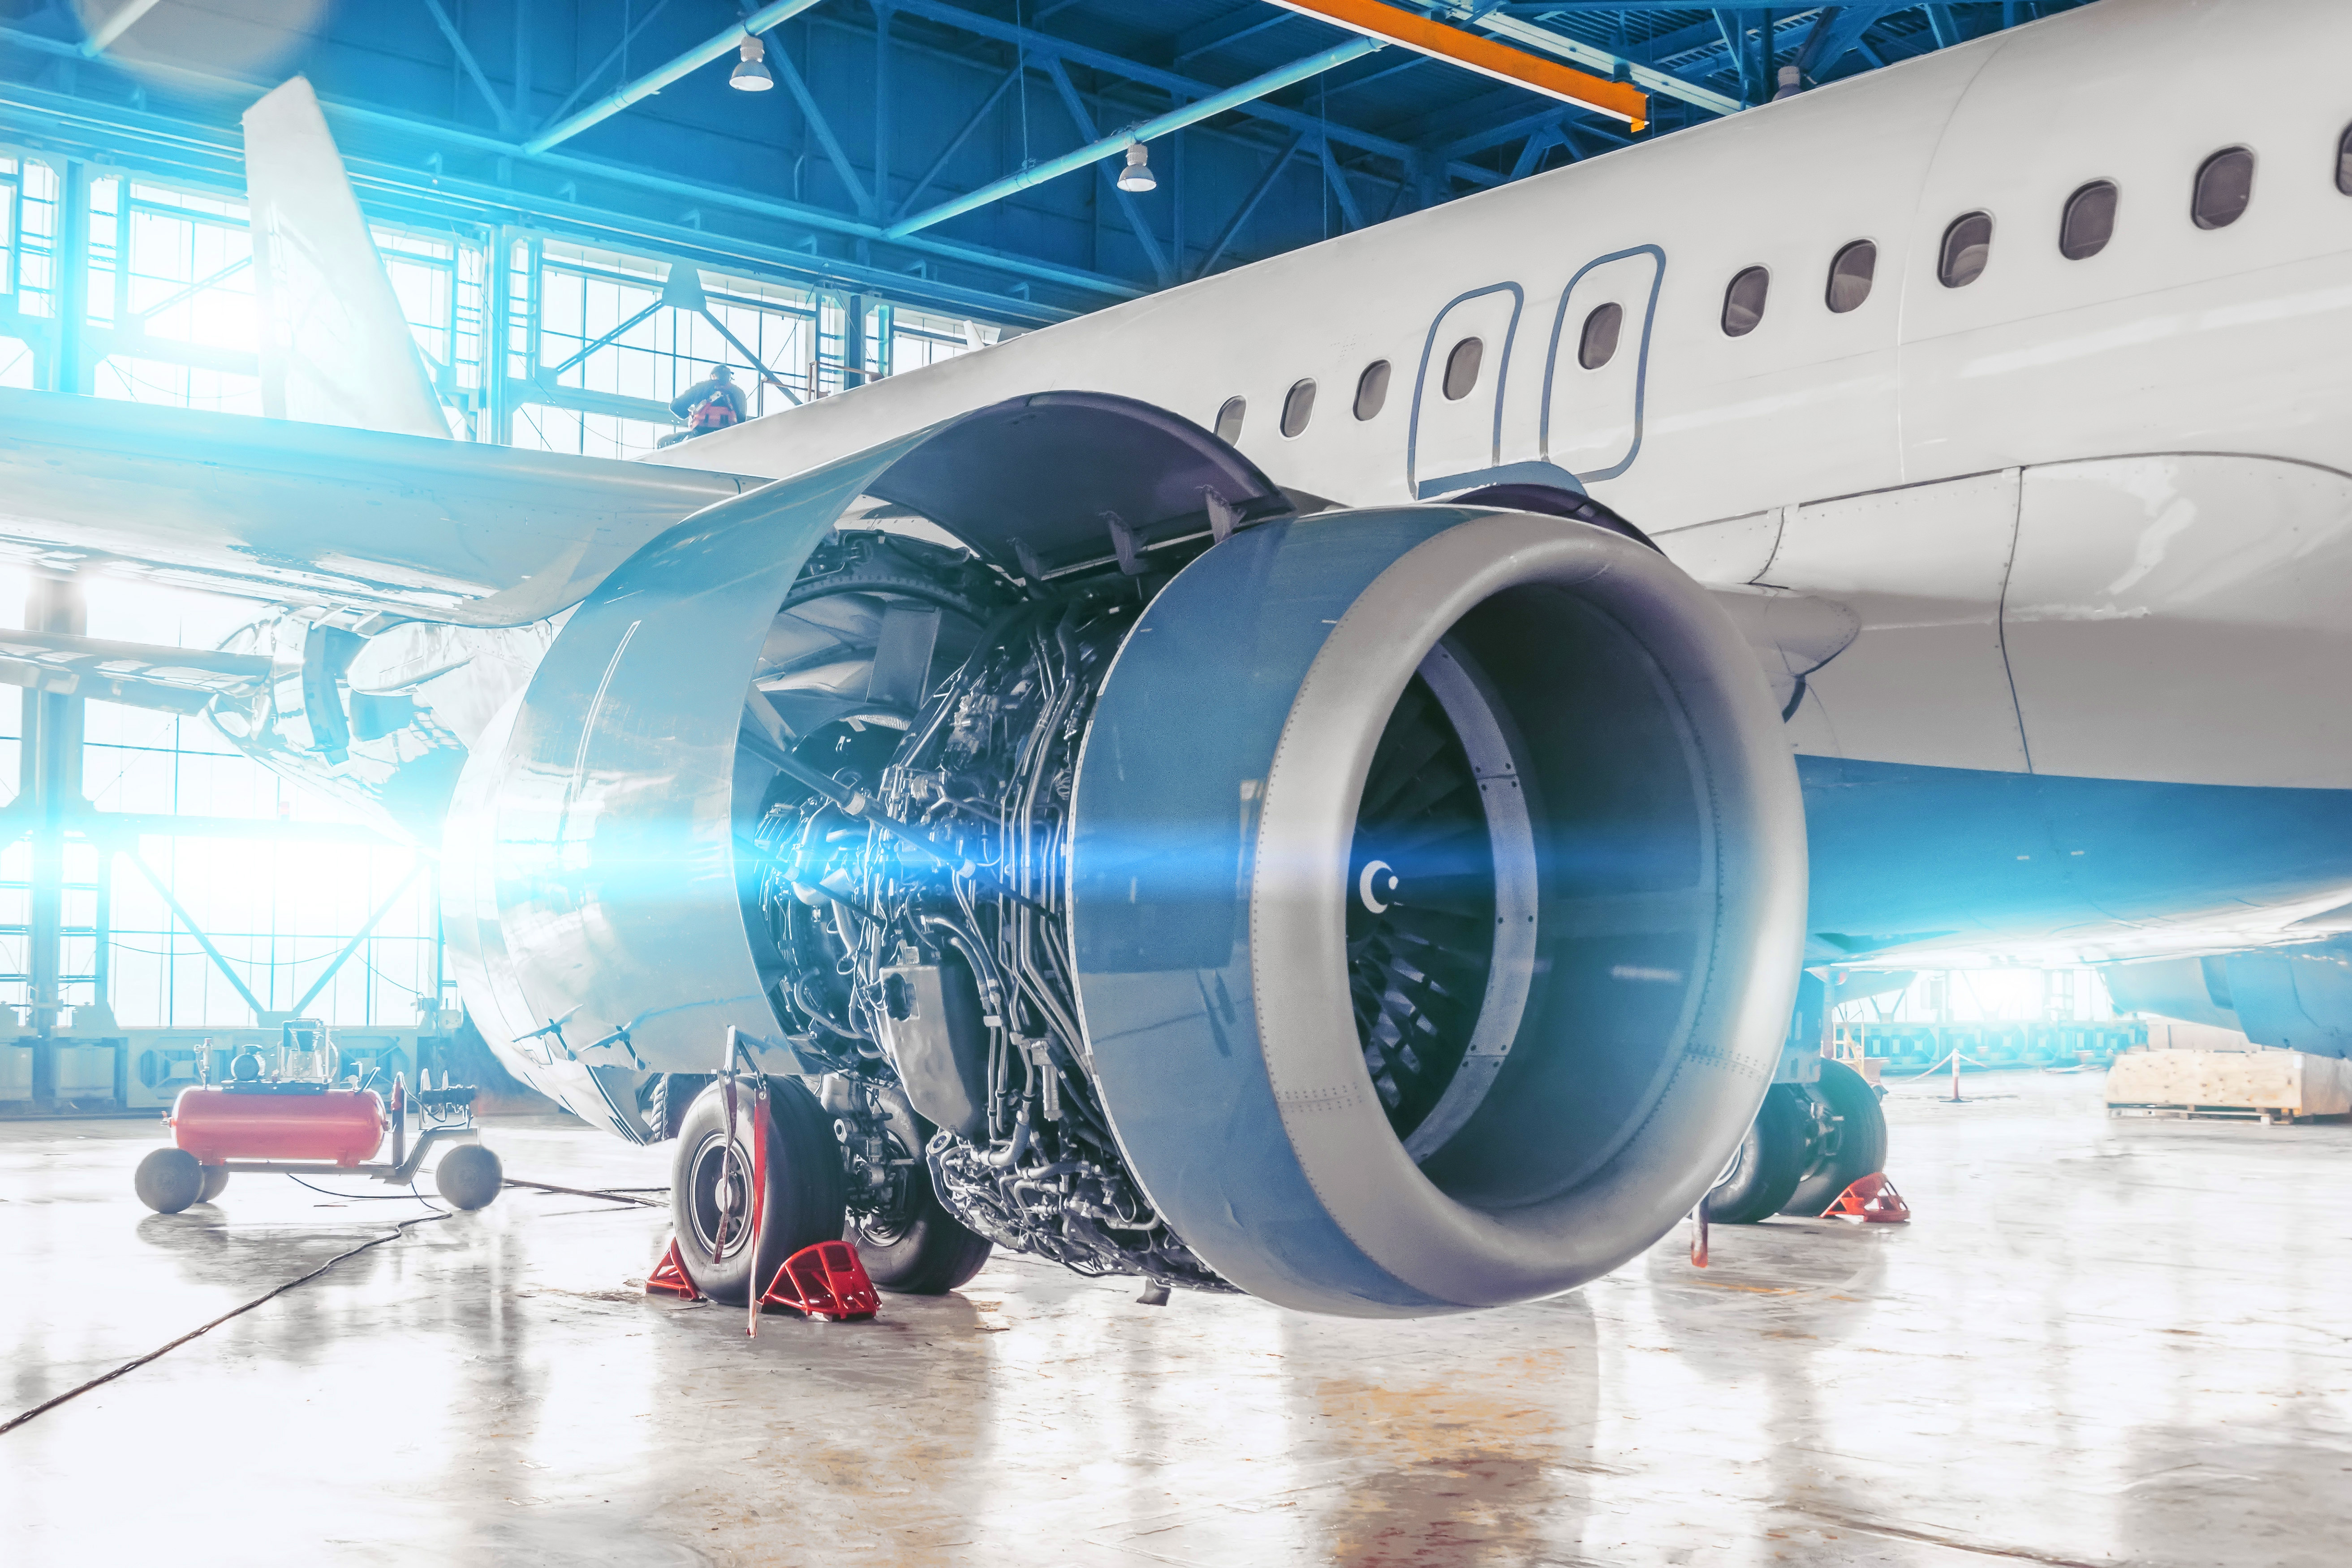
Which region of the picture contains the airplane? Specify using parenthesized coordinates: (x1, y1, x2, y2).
(5, 0, 2349, 1315)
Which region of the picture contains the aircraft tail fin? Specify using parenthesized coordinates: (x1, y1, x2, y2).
(242, 78, 448, 439)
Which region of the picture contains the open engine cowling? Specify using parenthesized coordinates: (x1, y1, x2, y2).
(443, 392, 1805, 1316)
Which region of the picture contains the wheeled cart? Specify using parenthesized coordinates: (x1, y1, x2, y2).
(134, 1022, 502, 1214)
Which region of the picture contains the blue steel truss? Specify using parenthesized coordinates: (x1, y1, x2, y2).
(0, 3, 2099, 341)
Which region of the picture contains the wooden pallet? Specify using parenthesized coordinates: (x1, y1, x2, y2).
(2105, 1047, 2352, 1121)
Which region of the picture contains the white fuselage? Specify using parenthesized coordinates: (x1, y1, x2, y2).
(663, 0, 2352, 803)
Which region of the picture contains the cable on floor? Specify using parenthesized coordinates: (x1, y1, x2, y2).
(500, 1177, 665, 1208)
(0, 1210, 450, 1438)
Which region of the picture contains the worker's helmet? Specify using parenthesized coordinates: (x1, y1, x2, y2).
(711, 362, 735, 378)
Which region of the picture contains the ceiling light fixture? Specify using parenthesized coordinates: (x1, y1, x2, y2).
(731, 34, 775, 92)
(1116, 143, 1157, 194)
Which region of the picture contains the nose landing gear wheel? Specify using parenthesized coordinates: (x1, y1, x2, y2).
(670, 1077, 848, 1306)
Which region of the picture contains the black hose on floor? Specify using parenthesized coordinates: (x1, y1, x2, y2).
(0, 1210, 449, 1438)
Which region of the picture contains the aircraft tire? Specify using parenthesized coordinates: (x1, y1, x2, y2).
(135, 1147, 202, 1215)
(849, 1172, 993, 1296)
(1706, 1087, 1809, 1225)
(1780, 1059, 1888, 1217)
(670, 1077, 847, 1306)
(198, 1166, 231, 1203)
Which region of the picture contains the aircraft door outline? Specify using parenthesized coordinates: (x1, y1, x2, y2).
(1407, 282, 1523, 498)
(1540, 245, 1665, 483)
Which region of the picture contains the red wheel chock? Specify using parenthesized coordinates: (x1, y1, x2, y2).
(646, 1235, 703, 1300)
(757, 1240, 880, 1322)
(1822, 1172, 1911, 1223)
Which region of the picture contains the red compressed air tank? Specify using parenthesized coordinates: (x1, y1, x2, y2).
(172, 1086, 387, 1167)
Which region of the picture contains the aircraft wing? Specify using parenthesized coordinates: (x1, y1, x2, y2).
(0, 388, 751, 626)
(0, 629, 276, 714)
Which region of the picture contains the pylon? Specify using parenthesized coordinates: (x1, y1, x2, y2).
(1822, 1172, 1911, 1223)
(645, 1234, 703, 1299)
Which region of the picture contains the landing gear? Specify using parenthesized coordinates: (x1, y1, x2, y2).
(848, 1172, 993, 1295)
(1780, 1058, 1887, 1217)
(1706, 1086, 1810, 1224)
(670, 1077, 847, 1305)
(1709, 1059, 1891, 1225)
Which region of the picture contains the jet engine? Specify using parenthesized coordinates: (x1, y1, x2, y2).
(443, 393, 1806, 1316)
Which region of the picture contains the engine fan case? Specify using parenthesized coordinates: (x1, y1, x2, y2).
(1069, 508, 1806, 1316)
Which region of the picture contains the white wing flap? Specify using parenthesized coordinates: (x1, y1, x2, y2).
(0, 388, 748, 626)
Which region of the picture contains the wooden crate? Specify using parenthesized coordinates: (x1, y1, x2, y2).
(2106, 1047, 2352, 1122)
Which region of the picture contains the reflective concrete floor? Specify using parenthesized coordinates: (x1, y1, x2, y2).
(4, 1070, 2349, 1567)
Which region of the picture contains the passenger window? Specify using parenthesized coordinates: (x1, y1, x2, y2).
(1938, 211, 1993, 288)
(1576, 302, 1623, 369)
(1214, 396, 1245, 443)
(2339, 124, 2352, 196)
(1353, 360, 1390, 420)
(1825, 240, 1875, 312)
(1721, 266, 1768, 336)
(2060, 181, 2117, 259)
(2193, 146, 2253, 228)
(1442, 337, 1483, 401)
(1280, 379, 1317, 438)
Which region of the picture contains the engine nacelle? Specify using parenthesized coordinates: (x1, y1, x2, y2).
(444, 393, 1805, 1315)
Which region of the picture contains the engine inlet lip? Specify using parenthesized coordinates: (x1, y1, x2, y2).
(1248, 509, 1805, 1307)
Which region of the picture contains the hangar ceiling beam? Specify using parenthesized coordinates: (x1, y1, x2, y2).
(880, 0, 1499, 186)
(524, 0, 827, 155)
(1043, 59, 1174, 284)
(887, 36, 1382, 240)
(78, 0, 164, 58)
(417, 0, 515, 136)
(1265, 0, 1647, 127)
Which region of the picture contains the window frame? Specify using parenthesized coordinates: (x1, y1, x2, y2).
(1214, 396, 1245, 444)
(1576, 301, 1624, 370)
(1441, 336, 1483, 401)
(1721, 265, 1769, 337)
(1353, 359, 1390, 421)
(2059, 180, 2119, 261)
(1279, 378, 1317, 439)
(1938, 211, 1994, 289)
(1824, 239, 1876, 313)
(2191, 145, 2255, 230)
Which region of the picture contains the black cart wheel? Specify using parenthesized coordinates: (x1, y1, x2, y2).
(1781, 1058, 1889, 1217)
(434, 1143, 504, 1210)
(135, 1148, 203, 1214)
(1706, 1086, 1810, 1225)
(850, 1171, 992, 1295)
(670, 1078, 847, 1306)
(198, 1166, 231, 1203)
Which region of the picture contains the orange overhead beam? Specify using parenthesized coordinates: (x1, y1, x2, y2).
(1266, 0, 1648, 130)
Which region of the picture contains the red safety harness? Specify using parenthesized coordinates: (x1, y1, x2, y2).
(689, 392, 741, 434)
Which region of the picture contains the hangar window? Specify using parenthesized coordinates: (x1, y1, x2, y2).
(1353, 359, 1391, 420)
(1442, 336, 1483, 400)
(2060, 181, 2118, 260)
(1938, 211, 1993, 287)
(2192, 146, 2254, 229)
(1721, 266, 1769, 336)
(2340, 124, 2352, 195)
(1280, 378, 1317, 437)
(1214, 396, 1246, 443)
(1576, 302, 1623, 369)
(1825, 240, 1876, 312)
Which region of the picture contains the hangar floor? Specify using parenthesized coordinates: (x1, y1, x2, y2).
(3, 1069, 2347, 1568)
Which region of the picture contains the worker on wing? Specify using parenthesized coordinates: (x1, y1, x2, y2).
(662, 362, 749, 444)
